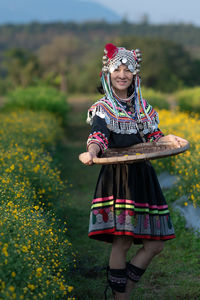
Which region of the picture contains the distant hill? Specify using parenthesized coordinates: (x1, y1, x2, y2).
(0, 0, 121, 24)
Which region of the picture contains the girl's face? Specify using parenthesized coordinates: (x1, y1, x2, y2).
(110, 64, 133, 94)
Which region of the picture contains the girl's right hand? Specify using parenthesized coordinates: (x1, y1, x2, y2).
(79, 152, 97, 166)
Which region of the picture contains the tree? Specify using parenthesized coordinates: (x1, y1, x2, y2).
(3, 48, 40, 87)
(38, 35, 80, 92)
(116, 36, 200, 92)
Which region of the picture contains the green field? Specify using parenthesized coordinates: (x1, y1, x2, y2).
(0, 90, 199, 299)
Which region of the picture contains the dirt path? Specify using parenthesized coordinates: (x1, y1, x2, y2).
(57, 99, 112, 299)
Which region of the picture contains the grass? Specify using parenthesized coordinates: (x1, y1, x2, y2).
(55, 99, 200, 299)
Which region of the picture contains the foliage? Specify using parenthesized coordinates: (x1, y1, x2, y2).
(175, 86, 200, 114)
(68, 88, 170, 110)
(1, 22, 200, 94)
(38, 35, 81, 92)
(3, 86, 69, 123)
(153, 109, 200, 208)
(1, 22, 200, 50)
(141, 87, 170, 109)
(0, 110, 75, 299)
(116, 36, 200, 92)
(3, 48, 41, 88)
(0, 79, 12, 95)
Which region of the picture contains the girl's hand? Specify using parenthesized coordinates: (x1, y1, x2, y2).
(79, 151, 97, 166)
(157, 134, 186, 148)
(79, 143, 100, 166)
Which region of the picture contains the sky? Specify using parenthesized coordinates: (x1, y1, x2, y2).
(89, 0, 200, 26)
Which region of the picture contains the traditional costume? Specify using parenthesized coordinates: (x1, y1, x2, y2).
(86, 43, 175, 296)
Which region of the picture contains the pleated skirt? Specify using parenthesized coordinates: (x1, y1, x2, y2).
(88, 161, 175, 244)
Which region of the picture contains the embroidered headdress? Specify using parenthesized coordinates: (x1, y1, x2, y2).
(102, 43, 141, 74)
(87, 43, 159, 135)
(100, 43, 152, 122)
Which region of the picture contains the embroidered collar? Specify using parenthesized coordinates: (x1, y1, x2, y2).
(87, 97, 159, 135)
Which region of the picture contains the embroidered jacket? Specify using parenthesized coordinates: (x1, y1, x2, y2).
(87, 97, 164, 154)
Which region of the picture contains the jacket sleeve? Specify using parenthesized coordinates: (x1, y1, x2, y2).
(144, 127, 164, 142)
(87, 115, 110, 155)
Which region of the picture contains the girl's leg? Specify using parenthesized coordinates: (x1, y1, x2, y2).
(109, 236, 133, 268)
(125, 240, 164, 298)
(131, 239, 164, 269)
(107, 236, 133, 300)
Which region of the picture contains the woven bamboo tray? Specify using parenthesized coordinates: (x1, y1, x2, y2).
(93, 139, 190, 165)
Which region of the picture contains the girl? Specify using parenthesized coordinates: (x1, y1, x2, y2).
(79, 43, 182, 299)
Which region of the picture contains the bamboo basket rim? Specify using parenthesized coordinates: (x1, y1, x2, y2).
(93, 139, 190, 165)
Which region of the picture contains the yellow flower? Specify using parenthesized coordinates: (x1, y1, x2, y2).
(184, 202, 188, 206)
(8, 286, 15, 292)
(37, 267, 42, 272)
(10, 164, 15, 170)
(2, 244, 8, 257)
(36, 267, 42, 277)
(22, 246, 28, 253)
(33, 164, 40, 173)
(28, 284, 35, 291)
(68, 286, 74, 293)
(11, 272, 16, 277)
(59, 282, 66, 291)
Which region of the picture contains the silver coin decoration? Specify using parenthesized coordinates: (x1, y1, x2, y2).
(128, 64, 134, 72)
(109, 66, 115, 73)
(102, 47, 141, 75)
(122, 57, 127, 64)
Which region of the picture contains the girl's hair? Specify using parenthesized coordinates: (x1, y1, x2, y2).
(97, 77, 135, 97)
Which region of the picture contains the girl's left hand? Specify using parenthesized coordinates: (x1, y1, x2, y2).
(157, 134, 186, 148)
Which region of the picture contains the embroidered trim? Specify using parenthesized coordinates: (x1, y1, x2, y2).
(87, 131, 108, 154)
(88, 229, 176, 240)
(107, 267, 127, 293)
(91, 196, 169, 214)
(108, 275, 127, 284)
(146, 130, 164, 142)
(126, 263, 145, 282)
(87, 97, 159, 135)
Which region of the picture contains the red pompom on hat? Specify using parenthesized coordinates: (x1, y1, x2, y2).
(105, 43, 118, 59)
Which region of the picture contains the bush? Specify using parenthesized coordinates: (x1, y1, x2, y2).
(68, 88, 170, 111)
(175, 87, 200, 114)
(153, 109, 200, 208)
(142, 87, 170, 110)
(0, 200, 74, 299)
(2, 86, 69, 122)
(0, 79, 11, 96)
(0, 110, 75, 299)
